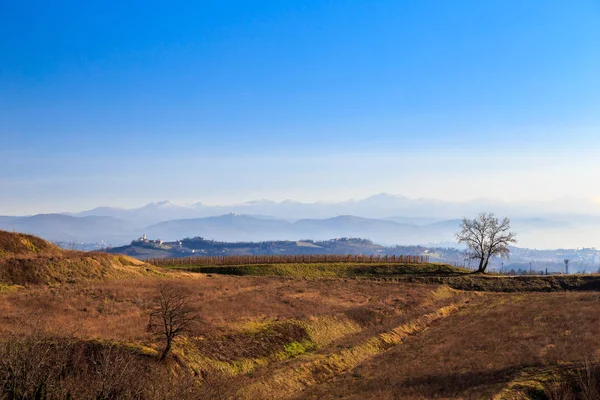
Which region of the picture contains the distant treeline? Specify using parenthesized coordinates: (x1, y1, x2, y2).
(181, 236, 375, 249)
(149, 253, 430, 267)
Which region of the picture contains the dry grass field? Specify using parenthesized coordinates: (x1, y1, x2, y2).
(1, 231, 600, 399)
(297, 291, 600, 399)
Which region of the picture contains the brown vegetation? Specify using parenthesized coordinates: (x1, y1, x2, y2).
(1, 272, 599, 399)
(0, 230, 160, 286)
(297, 291, 600, 399)
(1, 231, 599, 399)
(0, 332, 200, 400)
(148, 283, 200, 360)
(0, 273, 467, 398)
(388, 274, 600, 292)
(0, 231, 62, 258)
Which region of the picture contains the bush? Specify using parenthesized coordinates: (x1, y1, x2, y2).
(0, 333, 201, 400)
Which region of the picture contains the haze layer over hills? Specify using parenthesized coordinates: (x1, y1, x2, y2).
(1, 194, 600, 249)
(67, 194, 600, 224)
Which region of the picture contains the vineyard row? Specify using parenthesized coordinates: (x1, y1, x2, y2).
(149, 254, 431, 266)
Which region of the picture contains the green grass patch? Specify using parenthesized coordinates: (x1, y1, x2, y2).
(0, 283, 21, 293)
(277, 340, 316, 360)
(166, 260, 600, 292)
(168, 262, 467, 278)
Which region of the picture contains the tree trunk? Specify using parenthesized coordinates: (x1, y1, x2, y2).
(481, 260, 489, 273)
(477, 257, 485, 273)
(480, 254, 493, 273)
(160, 338, 172, 361)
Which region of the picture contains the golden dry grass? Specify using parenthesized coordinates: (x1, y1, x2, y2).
(0, 230, 163, 286)
(2, 231, 600, 399)
(296, 292, 600, 400)
(1, 276, 599, 399)
(0, 230, 61, 257)
(0, 276, 444, 342)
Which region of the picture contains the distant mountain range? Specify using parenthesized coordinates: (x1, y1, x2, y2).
(141, 214, 458, 245)
(2, 193, 600, 249)
(0, 213, 456, 247)
(65, 194, 600, 224)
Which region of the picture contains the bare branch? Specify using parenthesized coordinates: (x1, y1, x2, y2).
(455, 213, 517, 273)
(147, 282, 200, 360)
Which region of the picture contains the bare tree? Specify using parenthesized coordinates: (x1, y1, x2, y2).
(455, 212, 517, 273)
(147, 283, 199, 361)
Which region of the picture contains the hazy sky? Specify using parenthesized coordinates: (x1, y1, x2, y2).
(2, 1, 600, 214)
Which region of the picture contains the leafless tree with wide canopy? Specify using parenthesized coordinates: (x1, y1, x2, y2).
(147, 283, 199, 361)
(455, 212, 517, 273)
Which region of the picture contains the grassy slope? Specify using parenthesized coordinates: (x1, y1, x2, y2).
(167, 260, 600, 292)
(0, 230, 162, 286)
(1, 271, 599, 399)
(297, 291, 600, 400)
(171, 262, 466, 278)
(396, 274, 600, 292)
(1, 231, 600, 399)
(0, 230, 62, 257)
(0, 275, 465, 399)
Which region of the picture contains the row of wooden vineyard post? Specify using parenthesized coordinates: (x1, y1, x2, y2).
(149, 254, 430, 267)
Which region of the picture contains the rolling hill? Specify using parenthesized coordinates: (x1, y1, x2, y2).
(0, 230, 159, 286)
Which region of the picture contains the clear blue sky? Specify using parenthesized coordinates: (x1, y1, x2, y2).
(1, 0, 600, 214)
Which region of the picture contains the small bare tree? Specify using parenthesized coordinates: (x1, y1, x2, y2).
(147, 283, 198, 361)
(455, 212, 517, 273)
